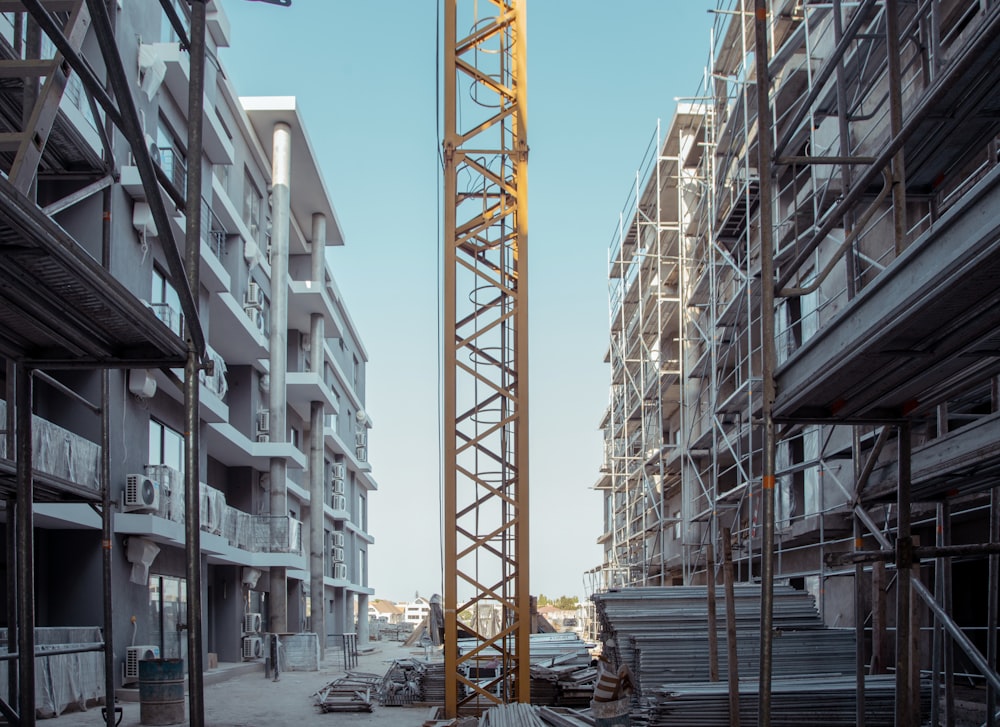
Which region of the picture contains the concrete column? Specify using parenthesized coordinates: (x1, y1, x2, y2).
(268, 120, 292, 635)
(357, 593, 370, 646)
(310, 213, 326, 285)
(308, 316, 325, 657)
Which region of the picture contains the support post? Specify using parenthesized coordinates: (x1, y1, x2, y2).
(988, 487, 999, 727)
(5, 362, 17, 707)
(184, 4, 208, 726)
(16, 364, 35, 727)
(896, 422, 913, 727)
(706, 543, 719, 682)
(752, 2, 778, 724)
(722, 528, 740, 727)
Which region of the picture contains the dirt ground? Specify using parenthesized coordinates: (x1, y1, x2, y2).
(61, 640, 437, 727)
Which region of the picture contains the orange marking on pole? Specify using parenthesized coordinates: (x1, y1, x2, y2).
(756, 8, 767, 20)
(855, 537, 863, 550)
(102, 539, 112, 550)
(763, 475, 775, 490)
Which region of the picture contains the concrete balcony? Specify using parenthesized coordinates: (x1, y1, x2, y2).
(207, 290, 268, 366)
(204, 422, 307, 471)
(285, 369, 338, 423)
(145, 42, 234, 165)
(288, 278, 344, 339)
(150, 346, 229, 424)
(114, 469, 304, 568)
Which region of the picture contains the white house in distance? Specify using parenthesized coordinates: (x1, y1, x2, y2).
(397, 597, 431, 625)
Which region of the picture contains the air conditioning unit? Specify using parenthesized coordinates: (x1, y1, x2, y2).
(256, 433, 270, 444)
(124, 645, 160, 681)
(331, 494, 346, 511)
(355, 445, 367, 462)
(331, 531, 344, 548)
(242, 636, 263, 660)
(124, 474, 160, 513)
(331, 546, 344, 563)
(244, 306, 265, 332)
(333, 563, 347, 580)
(355, 430, 367, 446)
(243, 612, 262, 634)
(332, 479, 344, 495)
(331, 462, 345, 481)
(256, 409, 270, 435)
(300, 332, 310, 352)
(244, 280, 262, 309)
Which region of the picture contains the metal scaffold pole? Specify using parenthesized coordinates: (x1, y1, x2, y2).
(184, 2, 208, 724)
(752, 1, 777, 725)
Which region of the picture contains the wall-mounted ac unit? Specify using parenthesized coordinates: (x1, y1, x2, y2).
(356, 445, 367, 462)
(242, 636, 263, 660)
(124, 645, 160, 681)
(124, 474, 160, 513)
(244, 306, 265, 332)
(355, 430, 367, 446)
(332, 479, 344, 495)
(244, 280, 262, 309)
(256, 409, 270, 436)
(331, 462, 345, 482)
(331, 494, 346, 511)
(333, 563, 347, 580)
(243, 612, 262, 634)
(331, 531, 344, 548)
(300, 332, 310, 352)
(256, 433, 270, 444)
(331, 546, 344, 563)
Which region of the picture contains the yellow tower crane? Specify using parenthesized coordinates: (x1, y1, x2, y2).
(442, 0, 529, 716)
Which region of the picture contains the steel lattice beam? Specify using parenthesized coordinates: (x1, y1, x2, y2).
(443, 0, 529, 716)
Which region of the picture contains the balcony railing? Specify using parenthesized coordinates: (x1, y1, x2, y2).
(201, 201, 229, 261)
(140, 467, 302, 555)
(150, 303, 183, 338)
(157, 146, 187, 196)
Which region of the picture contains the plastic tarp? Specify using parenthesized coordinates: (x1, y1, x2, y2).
(0, 627, 105, 718)
(0, 400, 101, 493)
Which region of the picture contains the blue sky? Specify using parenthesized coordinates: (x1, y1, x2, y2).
(220, 1, 718, 602)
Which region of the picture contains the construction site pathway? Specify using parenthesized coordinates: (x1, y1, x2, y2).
(69, 641, 434, 727)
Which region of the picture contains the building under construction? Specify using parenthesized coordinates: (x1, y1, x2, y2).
(0, 1, 376, 724)
(595, 0, 1000, 723)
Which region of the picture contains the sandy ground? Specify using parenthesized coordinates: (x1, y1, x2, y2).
(60, 640, 438, 727)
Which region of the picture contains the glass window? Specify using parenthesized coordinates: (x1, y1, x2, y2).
(148, 574, 187, 660)
(243, 170, 262, 242)
(149, 418, 184, 474)
(159, 0, 189, 43)
(156, 116, 187, 194)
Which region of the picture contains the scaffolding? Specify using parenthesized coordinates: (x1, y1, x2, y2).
(597, 0, 1000, 723)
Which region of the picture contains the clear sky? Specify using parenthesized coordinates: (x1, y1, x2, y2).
(220, 0, 718, 603)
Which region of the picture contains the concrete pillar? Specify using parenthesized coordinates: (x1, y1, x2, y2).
(309, 392, 325, 655)
(310, 213, 326, 286)
(268, 120, 292, 635)
(357, 593, 370, 645)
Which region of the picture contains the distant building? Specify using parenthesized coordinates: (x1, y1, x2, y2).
(369, 599, 404, 624)
(398, 597, 431, 625)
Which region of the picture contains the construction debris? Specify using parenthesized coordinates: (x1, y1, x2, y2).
(643, 675, 930, 727)
(379, 659, 426, 706)
(313, 671, 381, 713)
